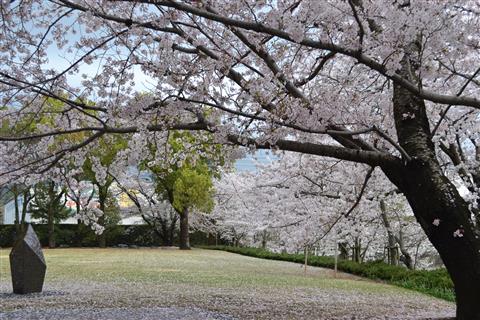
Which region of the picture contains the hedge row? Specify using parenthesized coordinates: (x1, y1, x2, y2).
(0, 224, 222, 248)
(200, 245, 455, 302)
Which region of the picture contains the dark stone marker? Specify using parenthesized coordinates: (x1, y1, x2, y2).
(9, 224, 47, 294)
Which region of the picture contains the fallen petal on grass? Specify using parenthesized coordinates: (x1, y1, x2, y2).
(0, 248, 455, 319)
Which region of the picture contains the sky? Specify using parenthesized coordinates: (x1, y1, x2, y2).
(40, 16, 278, 173)
(235, 149, 277, 172)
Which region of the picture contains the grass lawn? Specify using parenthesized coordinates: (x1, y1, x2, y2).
(0, 248, 454, 319)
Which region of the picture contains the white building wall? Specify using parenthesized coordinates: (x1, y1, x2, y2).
(3, 197, 32, 224)
(2, 197, 145, 225)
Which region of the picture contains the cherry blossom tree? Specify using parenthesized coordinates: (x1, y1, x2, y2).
(140, 130, 226, 249)
(80, 134, 128, 247)
(0, 1, 480, 317)
(210, 152, 434, 267)
(114, 169, 180, 247)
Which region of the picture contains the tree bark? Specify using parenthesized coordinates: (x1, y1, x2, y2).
(261, 229, 268, 249)
(98, 215, 106, 248)
(13, 187, 31, 241)
(178, 207, 190, 250)
(383, 40, 480, 319)
(339, 242, 349, 260)
(47, 208, 55, 248)
(75, 200, 84, 247)
(160, 211, 177, 246)
(167, 213, 177, 246)
(13, 186, 21, 238)
(352, 237, 361, 263)
(395, 228, 414, 270)
(379, 200, 399, 266)
(385, 163, 480, 319)
(98, 187, 107, 248)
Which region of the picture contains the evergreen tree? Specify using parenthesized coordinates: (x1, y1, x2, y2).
(30, 181, 72, 248)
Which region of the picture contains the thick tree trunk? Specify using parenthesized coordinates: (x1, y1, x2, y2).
(384, 41, 480, 319)
(179, 208, 190, 250)
(388, 164, 480, 319)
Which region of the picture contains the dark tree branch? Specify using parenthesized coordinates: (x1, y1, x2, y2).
(142, 0, 480, 109)
(309, 166, 375, 245)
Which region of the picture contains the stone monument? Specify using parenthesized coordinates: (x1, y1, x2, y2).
(9, 224, 47, 294)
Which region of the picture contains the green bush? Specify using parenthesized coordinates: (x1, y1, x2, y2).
(0, 225, 15, 247)
(200, 245, 455, 302)
(0, 224, 220, 247)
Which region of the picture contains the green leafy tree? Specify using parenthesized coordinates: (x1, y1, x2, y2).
(147, 131, 223, 249)
(82, 135, 127, 247)
(30, 181, 72, 248)
(2, 99, 66, 239)
(102, 190, 123, 242)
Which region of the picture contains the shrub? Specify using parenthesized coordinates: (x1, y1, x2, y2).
(0, 225, 15, 247)
(200, 245, 455, 302)
(0, 224, 218, 247)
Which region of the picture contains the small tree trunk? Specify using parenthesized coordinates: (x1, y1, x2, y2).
(380, 200, 399, 266)
(13, 188, 21, 239)
(98, 187, 107, 248)
(167, 216, 177, 246)
(76, 219, 84, 247)
(352, 238, 361, 263)
(396, 231, 414, 270)
(98, 214, 106, 248)
(261, 229, 267, 249)
(75, 197, 84, 247)
(13, 187, 29, 241)
(48, 209, 55, 248)
(339, 242, 349, 260)
(399, 250, 413, 270)
(179, 208, 190, 250)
